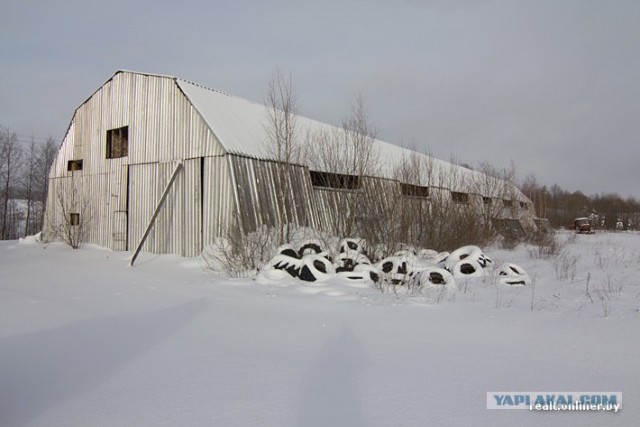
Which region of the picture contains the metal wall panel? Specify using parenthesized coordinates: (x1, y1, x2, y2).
(202, 156, 234, 248)
(182, 158, 202, 257)
(227, 156, 318, 234)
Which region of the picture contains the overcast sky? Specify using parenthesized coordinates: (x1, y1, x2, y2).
(2, 0, 639, 197)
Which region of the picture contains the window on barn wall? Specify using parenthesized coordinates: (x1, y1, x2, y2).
(482, 196, 492, 205)
(309, 170, 360, 190)
(69, 213, 80, 226)
(67, 160, 83, 171)
(106, 126, 129, 158)
(451, 191, 470, 204)
(503, 199, 513, 208)
(520, 202, 528, 210)
(400, 183, 429, 198)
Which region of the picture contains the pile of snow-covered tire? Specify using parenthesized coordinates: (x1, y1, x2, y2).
(256, 238, 530, 289)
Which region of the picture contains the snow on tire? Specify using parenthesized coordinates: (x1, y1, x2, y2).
(495, 262, 530, 286)
(444, 245, 484, 271)
(412, 267, 455, 288)
(257, 254, 301, 282)
(450, 259, 485, 278)
(376, 256, 411, 285)
(275, 244, 299, 259)
(297, 240, 325, 258)
(338, 238, 366, 255)
(298, 255, 336, 282)
(336, 263, 381, 284)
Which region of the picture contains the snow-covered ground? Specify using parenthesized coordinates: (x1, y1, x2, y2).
(1, 232, 639, 427)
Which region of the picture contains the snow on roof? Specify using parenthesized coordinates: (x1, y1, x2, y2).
(175, 78, 527, 200)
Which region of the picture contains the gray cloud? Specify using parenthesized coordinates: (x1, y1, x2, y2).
(2, 0, 639, 197)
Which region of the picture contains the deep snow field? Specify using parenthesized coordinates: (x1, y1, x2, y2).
(1, 231, 639, 427)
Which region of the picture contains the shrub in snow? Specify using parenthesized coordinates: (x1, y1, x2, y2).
(527, 232, 563, 260)
(369, 243, 391, 263)
(495, 262, 531, 286)
(202, 225, 278, 277)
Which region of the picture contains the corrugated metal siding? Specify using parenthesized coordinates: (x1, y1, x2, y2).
(202, 156, 234, 247)
(226, 155, 318, 234)
(128, 163, 157, 252)
(127, 160, 201, 256)
(307, 176, 399, 236)
(182, 158, 202, 257)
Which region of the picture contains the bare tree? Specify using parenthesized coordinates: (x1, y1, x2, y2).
(34, 135, 58, 235)
(21, 137, 39, 235)
(378, 146, 433, 252)
(36, 136, 58, 208)
(309, 93, 380, 238)
(472, 161, 515, 230)
(264, 68, 302, 244)
(0, 127, 23, 239)
(48, 175, 92, 249)
(521, 173, 548, 218)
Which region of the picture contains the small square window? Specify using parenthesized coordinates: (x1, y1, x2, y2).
(451, 191, 469, 204)
(70, 213, 80, 226)
(520, 202, 528, 210)
(67, 160, 83, 171)
(106, 126, 128, 158)
(503, 200, 513, 208)
(482, 197, 492, 205)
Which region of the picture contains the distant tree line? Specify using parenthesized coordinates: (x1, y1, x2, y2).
(0, 126, 57, 240)
(521, 174, 640, 230)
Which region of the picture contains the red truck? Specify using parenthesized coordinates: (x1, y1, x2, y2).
(573, 217, 595, 234)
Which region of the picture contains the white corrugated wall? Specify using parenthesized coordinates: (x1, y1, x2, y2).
(45, 71, 226, 256)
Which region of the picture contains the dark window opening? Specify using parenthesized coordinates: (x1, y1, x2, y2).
(67, 160, 83, 171)
(482, 197, 492, 205)
(69, 213, 80, 226)
(520, 202, 528, 210)
(401, 183, 429, 198)
(106, 126, 129, 158)
(451, 191, 470, 204)
(309, 170, 360, 190)
(503, 199, 513, 208)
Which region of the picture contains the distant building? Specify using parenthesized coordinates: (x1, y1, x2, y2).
(44, 71, 534, 256)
